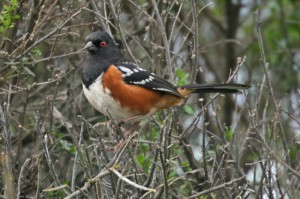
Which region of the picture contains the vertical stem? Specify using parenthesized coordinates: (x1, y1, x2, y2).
(224, 0, 241, 126)
(151, 0, 173, 79)
(191, 0, 198, 82)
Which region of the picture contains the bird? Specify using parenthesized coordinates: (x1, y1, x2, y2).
(82, 31, 250, 123)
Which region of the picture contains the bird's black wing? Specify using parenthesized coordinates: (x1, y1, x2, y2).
(114, 61, 182, 97)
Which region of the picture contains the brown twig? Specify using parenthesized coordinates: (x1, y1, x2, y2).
(255, 10, 289, 160)
(185, 176, 246, 199)
(150, 0, 173, 79)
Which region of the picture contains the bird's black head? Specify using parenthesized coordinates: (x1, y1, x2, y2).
(84, 31, 122, 61)
(82, 31, 125, 88)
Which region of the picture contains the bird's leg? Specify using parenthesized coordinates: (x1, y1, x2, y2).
(106, 121, 139, 152)
(110, 128, 136, 152)
(119, 114, 146, 124)
(104, 114, 144, 127)
(93, 113, 142, 152)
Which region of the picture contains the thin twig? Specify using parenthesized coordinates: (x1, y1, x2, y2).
(17, 158, 31, 199)
(109, 168, 156, 193)
(63, 169, 110, 199)
(64, 130, 138, 199)
(42, 134, 62, 186)
(32, 48, 85, 64)
(190, 0, 198, 82)
(15, 8, 84, 60)
(255, 9, 289, 159)
(90, 0, 110, 33)
(107, 0, 138, 63)
(43, 184, 70, 192)
(150, 0, 173, 78)
(71, 123, 84, 191)
(185, 176, 246, 199)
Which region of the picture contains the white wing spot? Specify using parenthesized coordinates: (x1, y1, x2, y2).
(138, 67, 146, 71)
(119, 66, 134, 77)
(130, 75, 154, 85)
(122, 61, 138, 67)
(153, 87, 175, 93)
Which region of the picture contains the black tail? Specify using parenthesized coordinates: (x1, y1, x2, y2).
(178, 83, 250, 94)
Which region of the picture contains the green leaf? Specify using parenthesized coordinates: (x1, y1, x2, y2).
(289, 146, 296, 161)
(140, 143, 148, 154)
(288, 144, 300, 165)
(176, 68, 189, 86)
(136, 154, 145, 165)
(0, 0, 19, 33)
(3, 5, 9, 10)
(151, 127, 159, 140)
(180, 161, 190, 168)
(136, 154, 150, 173)
(183, 104, 195, 115)
(179, 182, 190, 196)
(224, 126, 233, 142)
(172, 145, 183, 156)
(59, 140, 76, 155)
(168, 170, 177, 179)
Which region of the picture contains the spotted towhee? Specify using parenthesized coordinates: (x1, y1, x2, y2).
(82, 31, 250, 122)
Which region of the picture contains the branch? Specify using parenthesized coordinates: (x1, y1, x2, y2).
(109, 167, 156, 193)
(15, 8, 83, 60)
(64, 129, 138, 198)
(185, 176, 246, 199)
(255, 9, 289, 159)
(150, 0, 173, 78)
(17, 158, 31, 199)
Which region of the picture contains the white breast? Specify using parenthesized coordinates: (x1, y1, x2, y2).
(82, 74, 133, 120)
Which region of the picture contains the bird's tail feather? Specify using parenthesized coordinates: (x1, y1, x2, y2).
(177, 83, 250, 97)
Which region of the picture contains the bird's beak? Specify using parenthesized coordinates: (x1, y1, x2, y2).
(84, 41, 94, 50)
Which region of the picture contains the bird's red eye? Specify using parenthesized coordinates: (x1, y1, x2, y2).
(100, 41, 107, 48)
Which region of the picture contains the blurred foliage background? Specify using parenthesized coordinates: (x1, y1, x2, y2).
(0, 0, 300, 198)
